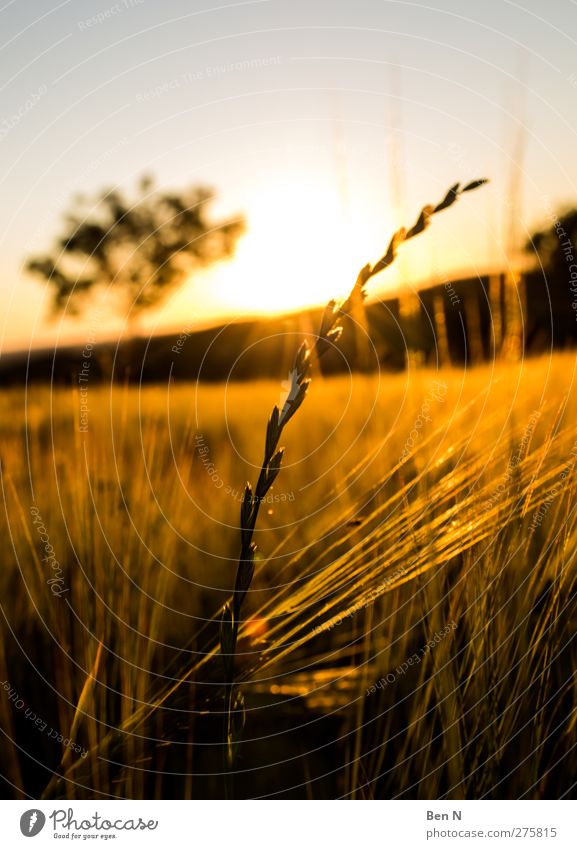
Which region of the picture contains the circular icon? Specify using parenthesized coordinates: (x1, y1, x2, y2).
(19, 810, 46, 837)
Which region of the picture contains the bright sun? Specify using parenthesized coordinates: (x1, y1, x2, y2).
(210, 184, 388, 316)
(152, 180, 402, 333)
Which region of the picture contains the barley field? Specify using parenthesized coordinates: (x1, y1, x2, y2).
(1, 352, 576, 799)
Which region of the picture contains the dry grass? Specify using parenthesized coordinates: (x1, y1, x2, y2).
(0, 352, 576, 798)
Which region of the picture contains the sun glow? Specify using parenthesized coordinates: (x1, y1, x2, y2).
(209, 183, 391, 316)
(152, 179, 409, 334)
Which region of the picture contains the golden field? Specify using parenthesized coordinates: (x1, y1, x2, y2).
(1, 352, 576, 798)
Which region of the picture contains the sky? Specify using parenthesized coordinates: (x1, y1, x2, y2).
(1, 0, 577, 350)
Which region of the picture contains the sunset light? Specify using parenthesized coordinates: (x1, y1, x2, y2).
(209, 181, 391, 316)
(3, 0, 577, 821)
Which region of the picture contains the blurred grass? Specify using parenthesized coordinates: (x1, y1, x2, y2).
(1, 353, 576, 798)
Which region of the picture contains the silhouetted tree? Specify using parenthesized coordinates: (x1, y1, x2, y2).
(525, 208, 577, 279)
(524, 207, 577, 347)
(27, 175, 245, 318)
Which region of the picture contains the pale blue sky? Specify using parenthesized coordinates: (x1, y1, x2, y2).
(2, 0, 577, 349)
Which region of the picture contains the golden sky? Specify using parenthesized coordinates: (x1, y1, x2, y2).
(2, 0, 577, 350)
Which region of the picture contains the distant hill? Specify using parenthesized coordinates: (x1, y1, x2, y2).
(0, 271, 574, 386)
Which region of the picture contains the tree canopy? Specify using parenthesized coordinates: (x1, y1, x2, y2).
(525, 207, 577, 278)
(27, 175, 245, 318)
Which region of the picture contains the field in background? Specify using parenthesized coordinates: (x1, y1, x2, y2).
(1, 353, 577, 798)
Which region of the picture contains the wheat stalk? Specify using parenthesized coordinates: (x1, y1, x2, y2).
(219, 178, 488, 774)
